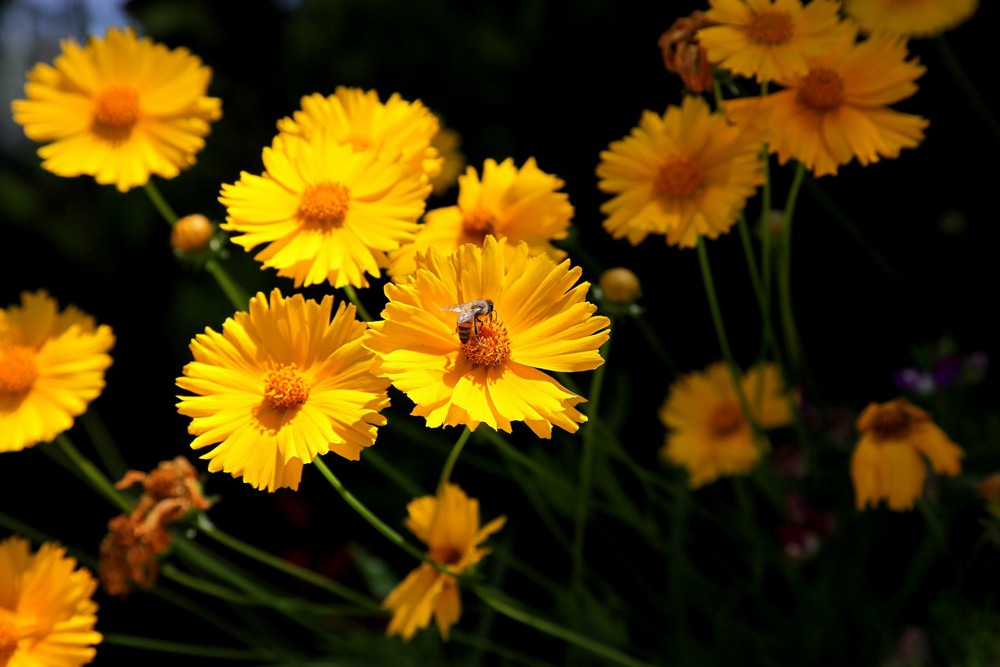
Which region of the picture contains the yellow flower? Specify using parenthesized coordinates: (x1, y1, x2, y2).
(843, 0, 978, 37)
(11, 26, 221, 192)
(1, 290, 114, 453)
(365, 237, 610, 438)
(698, 0, 853, 83)
(389, 157, 574, 277)
(220, 133, 431, 289)
(723, 31, 928, 177)
(384, 483, 506, 641)
(596, 95, 764, 248)
(0, 536, 102, 666)
(429, 125, 466, 196)
(176, 289, 390, 492)
(851, 398, 963, 511)
(659, 362, 793, 488)
(276, 86, 443, 183)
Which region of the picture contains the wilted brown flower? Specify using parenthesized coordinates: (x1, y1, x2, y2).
(658, 11, 717, 93)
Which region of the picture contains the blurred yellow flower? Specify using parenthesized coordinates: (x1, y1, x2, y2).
(0, 536, 102, 666)
(11, 26, 221, 192)
(365, 237, 610, 438)
(699, 0, 852, 82)
(276, 86, 443, 183)
(723, 31, 928, 177)
(596, 95, 764, 248)
(429, 125, 466, 196)
(659, 362, 793, 488)
(220, 133, 431, 289)
(384, 483, 506, 641)
(176, 289, 390, 492)
(851, 398, 963, 511)
(843, 0, 978, 37)
(1, 290, 114, 453)
(389, 157, 573, 277)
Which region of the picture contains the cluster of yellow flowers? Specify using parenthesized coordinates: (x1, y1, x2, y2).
(0, 0, 983, 662)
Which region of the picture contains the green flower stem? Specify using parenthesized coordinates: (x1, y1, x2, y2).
(472, 585, 656, 667)
(632, 312, 679, 374)
(695, 238, 757, 433)
(571, 334, 610, 593)
(777, 162, 806, 380)
(205, 258, 249, 311)
(363, 448, 424, 497)
(52, 434, 132, 512)
(80, 410, 128, 482)
(102, 633, 271, 662)
(933, 34, 1000, 145)
(438, 426, 473, 491)
(342, 284, 373, 322)
(194, 514, 382, 612)
(143, 180, 178, 224)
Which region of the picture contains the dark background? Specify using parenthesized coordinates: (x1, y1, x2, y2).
(1, 0, 998, 664)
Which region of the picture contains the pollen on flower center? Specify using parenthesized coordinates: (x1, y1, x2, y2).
(94, 86, 141, 131)
(797, 68, 845, 111)
(263, 363, 310, 410)
(710, 402, 744, 438)
(656, 156, 704, 199)
(747, 10, 795, 45)
(869, 404, 915, 441)
(460, 318, 511, 368)
(297, 182, 351, 227)
(461, 209, 498, 244)
(0, 344, 38, 396)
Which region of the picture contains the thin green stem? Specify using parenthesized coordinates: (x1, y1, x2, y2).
(632, 313, 679, 374)
(363, 448, 424, 497)
(102, 634, 268, 661)
(473, 586, 655, 667)
(143, 180, 178, 224)
(79, 410, 128, 482)
(777, 162, 806, 379)
(342, 284, 373, 322)
(205, 258, 249, 311)
(933, 34, 1000, 145)
(52, 434, 132, 512)
(438, 426, 473, 491)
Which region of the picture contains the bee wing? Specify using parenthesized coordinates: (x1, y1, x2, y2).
(441, 303, 469, 313)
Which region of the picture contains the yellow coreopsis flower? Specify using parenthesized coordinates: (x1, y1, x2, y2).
(276, 86, 443, 183)
(0, 536, 102, 666)
(851, 398, 963, 511)
(389, 157, 574, 277)
(596, 95, 764, 248)
(722, 30, 928, 177)
(429, 125, 466, 196)
(220, 133, 431, 289)
(11, 26, 221, 192)
(659, 361, 793, 488)
(365, 237, 610, 438)
(843, 0, 978, 37)
(698, 0, 853, 83)
(384, 483, 506, 641)
(1, 290, 114, 453)
(176, 289, 391, 492)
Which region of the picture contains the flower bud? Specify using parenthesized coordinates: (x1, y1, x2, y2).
(599, 267, 641, 306)
(171, 214, 214, 254)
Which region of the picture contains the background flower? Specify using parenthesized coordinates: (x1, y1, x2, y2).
(0, 290, 114, 453)
(366, 237, 610, 438)
(176, 289, 391, 492)
(0, 536, 102, 666)
(11, 26, 221, 192)
(384, 483, 506, 641)
(843, 0, 979, 37)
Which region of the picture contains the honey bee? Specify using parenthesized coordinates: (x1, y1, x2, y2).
(441, 299, 495, 344)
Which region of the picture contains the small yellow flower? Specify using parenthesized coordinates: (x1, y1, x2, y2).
(389, 157, 574, 277)
(659, 362, 793, 487)
(843, 0, 978, 37)
(366, 237, 610, 438)
(1, 290, 114, 453)
(176, 289, 391, 492)
(723, 30, 928, 177)
(851, 398, 963, 511)
(11, 27, 221, 192)
(0, 536, 102, 666)
(596, 95, 764, 249)
(698, 0, 853, 83)
(384, 483, 506, 641)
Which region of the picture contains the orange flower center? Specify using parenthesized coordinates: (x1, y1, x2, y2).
(747, 10, 794, 45)
(710, 402, 745, 438)
(263, 364, 310, 410)
(461, 209, 497, 245)
(94, 86, 141, 130)
(868, 404, 914, 441)
(297, 182, 350, 227)
(428, 545, 464, 567)
(461, 318, 511, 368)
(797, 68, 845, 111)
(0, 607, 19, 657)
(0, 344, 38, 396)
(656, 157, 704, 199)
